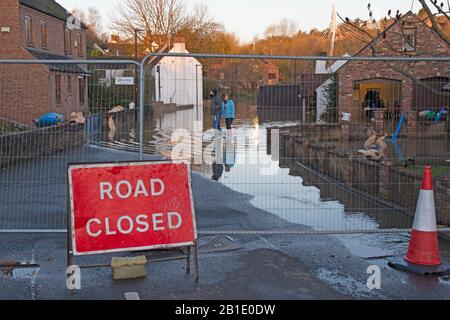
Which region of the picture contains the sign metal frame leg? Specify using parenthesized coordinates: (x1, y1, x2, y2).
(186, 246, 191, 274)
(193, 240, 200, 282)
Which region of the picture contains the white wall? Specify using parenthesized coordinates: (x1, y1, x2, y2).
(153, 45, 203, 108)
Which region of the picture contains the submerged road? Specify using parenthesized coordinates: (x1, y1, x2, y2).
(0, 136, 449, 299)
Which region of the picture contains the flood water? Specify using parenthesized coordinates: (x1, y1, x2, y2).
(140, 103, 414, 234)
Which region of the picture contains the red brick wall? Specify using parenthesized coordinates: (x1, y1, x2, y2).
(49, 73, 88, 119)
(0, 0, 50, 125)
(0, 0, 22, 58)
(0, 63, 51, 125)
(19, 6, 87, 59)
(337, 13, 450, 125)
(0, 1, 88, 125)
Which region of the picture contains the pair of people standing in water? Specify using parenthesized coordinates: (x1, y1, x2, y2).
(210, 89, 236, 131)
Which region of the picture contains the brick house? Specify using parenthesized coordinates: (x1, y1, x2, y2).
(336, 11, 450, 129)
(0, 0, 88, 125)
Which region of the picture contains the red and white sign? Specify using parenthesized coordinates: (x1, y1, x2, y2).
(68, 161, 197, 256)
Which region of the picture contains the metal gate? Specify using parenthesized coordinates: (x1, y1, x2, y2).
(0, 54, 450, 235)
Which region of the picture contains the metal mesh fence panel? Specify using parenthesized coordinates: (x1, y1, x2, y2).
(0, 60, 143, 231)
(1, 55, 450, 235)
(143, 53, 450, 235)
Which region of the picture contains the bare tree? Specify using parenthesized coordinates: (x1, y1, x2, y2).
(264, 19, 299, 38)
(110, 0, 187, 50)
(71, 7, 107, 49)
(184, 3, 224, 39)
(338, 1, 450, 98)
(339, 1, 449, 51)
(418, 0, 450, 45)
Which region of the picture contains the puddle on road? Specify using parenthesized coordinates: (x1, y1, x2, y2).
(316, 267, 383, 299)
(1, 262, 40, 300)
(1, 254, 40, 300)
(439, 276, 450, 284)
(0, 260, 40, 281)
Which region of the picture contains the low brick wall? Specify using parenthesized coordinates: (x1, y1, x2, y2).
(0, 117, 31, 134)
(0, 109, 137, 169)
(281, 129, 450, 226)
(0, 122, 85, 168)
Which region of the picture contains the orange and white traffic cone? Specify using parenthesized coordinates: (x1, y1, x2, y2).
(404, 166, 441, 266)
(388, 166, 449, 275)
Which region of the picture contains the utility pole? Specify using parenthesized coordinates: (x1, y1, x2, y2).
(329, 4, 337, 57)
(134, 28, 145, 59)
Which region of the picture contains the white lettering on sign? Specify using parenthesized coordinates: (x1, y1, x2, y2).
(153, 213, 164, 231)
(84, 212, 183, 238)
(117, 216, 134, 234)
(86, 218, 102, 237)
(99, 179, 165, 200)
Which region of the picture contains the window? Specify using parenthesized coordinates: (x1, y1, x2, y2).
(67, 75, 72, 94)
(25, 16, 33, 44)
(65, 28, 72, 53)
(40, 21, 47, 48)
(55, 74, 62, 104)
(123, 69, 135, 77)
(79, 77, 86, 105)
(402, 28, 417, 52)
(268, 73, 277, 80)
(76, 33, 83, 56)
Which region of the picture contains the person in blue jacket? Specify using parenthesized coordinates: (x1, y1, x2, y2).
(222, 94, 236, 130)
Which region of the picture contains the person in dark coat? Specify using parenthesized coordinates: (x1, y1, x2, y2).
(210, 89, 223, 131)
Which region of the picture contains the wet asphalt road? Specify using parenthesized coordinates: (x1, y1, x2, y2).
(1, 146, 450, 299)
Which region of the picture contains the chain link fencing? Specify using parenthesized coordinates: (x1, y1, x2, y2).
(0, 54, 449, 235)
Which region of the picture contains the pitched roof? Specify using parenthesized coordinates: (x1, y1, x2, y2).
(27, 48, 90, 75)
(19, 0, 87, 29)
(353, 11, 448, 58)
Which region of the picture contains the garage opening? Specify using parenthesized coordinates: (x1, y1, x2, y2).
(353, 78, 402, 122)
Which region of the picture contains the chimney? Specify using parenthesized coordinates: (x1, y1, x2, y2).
(315, 60, 327, 74)
(111, 34, 120, 43)
(0, 0, 21, 57)
(172, 36, 186, 52)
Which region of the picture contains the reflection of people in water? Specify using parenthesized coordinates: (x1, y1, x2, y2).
(212, 162, 224, 181)
(224, 135, 235, 172)
(211, 132, 236, 181)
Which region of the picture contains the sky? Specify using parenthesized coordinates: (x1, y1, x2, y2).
(58, 0, 420, 43)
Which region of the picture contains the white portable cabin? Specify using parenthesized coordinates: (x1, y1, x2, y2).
(152, 38, 203, 108)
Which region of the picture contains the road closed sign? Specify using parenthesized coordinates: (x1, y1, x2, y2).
(68, 161, 197, 256)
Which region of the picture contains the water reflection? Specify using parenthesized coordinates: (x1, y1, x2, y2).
(211, 132, 237, 181)
(141, 103, 414, 232)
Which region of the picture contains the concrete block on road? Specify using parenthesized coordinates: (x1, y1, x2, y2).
(111, 256, 147, 280)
